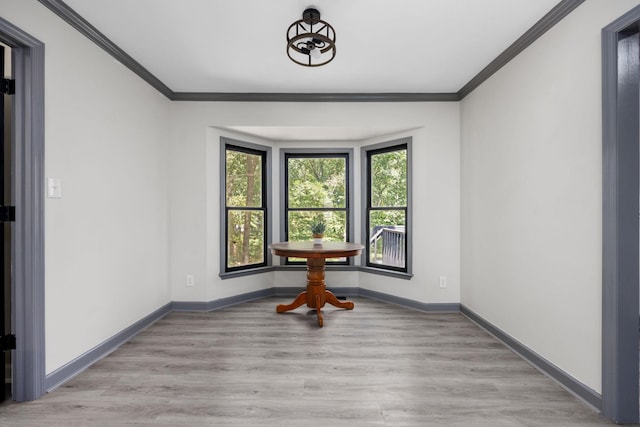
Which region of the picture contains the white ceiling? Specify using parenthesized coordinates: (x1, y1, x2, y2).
(62, 0, 562, 94)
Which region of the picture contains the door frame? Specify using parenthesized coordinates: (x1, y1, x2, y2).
(0, 17, 45, 402)
(602, 4, 640, 424)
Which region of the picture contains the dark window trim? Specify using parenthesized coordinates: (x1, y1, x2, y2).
(361, 138, 412, 276)
(279, 148, 354, 266)
(219, 266, 274, 280)
(359, 266, 414, 280)
(220, 137, 272, 277)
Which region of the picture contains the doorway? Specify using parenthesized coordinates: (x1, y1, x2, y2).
(0, 42, 13, 403)
(602, 4, 640, 424)
(0, 16, 45, 402)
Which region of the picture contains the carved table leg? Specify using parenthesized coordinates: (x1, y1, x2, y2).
(276, 291, 307, 313)
(315, 294, 323, 327)
(325, 290, 355, 310)
(275, 255, 355, 326)
(305, 258, 325, 287)
(306, 258, 326, 327)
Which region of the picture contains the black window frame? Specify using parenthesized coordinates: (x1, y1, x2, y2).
(363, 139, 412, 275)
(222, 139, 270, 274)
(282, 150, 353, 266)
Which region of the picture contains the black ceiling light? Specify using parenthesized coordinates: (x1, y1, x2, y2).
(286, 7, 336, 67)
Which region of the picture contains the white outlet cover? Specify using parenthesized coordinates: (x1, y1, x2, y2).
(47, 178, 62, 198)
(186, 275, 195, 287)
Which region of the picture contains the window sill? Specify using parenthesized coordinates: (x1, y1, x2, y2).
(219, 265, 413, 280)
(359, 266, 413, 280)
(274, 265, 360, 272)
(219, 266, 274, 280)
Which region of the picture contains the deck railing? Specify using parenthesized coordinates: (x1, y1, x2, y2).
(370, 226, 405, 267)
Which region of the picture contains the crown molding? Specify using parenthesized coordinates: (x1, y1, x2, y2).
(457, 0, 585, 99)
(36, 0, 174, 99)
(171, 92, 459, 102)
(38, 0, 583, 102)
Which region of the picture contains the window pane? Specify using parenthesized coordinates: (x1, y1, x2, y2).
(227, 210, 264, 268)
(288, 157, 346, 208)
(371, 149, 406, 207)
(288, 210, 347, 262)
(226, 149, 262, 207)
(288, 211, 347, 242)
(369, 210, 406, 268)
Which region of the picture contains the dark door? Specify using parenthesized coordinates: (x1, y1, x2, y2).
(0, 45, 14, 403)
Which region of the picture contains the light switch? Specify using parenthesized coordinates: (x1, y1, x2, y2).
(47, 178, 62, 198)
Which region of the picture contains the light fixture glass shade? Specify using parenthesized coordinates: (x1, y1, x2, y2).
(309, 46, 322, 59)
(286, 8, 336, 67)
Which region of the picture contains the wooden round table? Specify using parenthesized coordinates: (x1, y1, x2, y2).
(269, 241, 364, 327)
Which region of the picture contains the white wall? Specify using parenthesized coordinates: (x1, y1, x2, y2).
(460, 0, 640, 394)
(169, 102, 460, 304)
(360, 117, 460, 303)
(1, 0, 172, 374)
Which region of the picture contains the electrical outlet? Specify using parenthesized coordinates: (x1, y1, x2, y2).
(186, 275, 195, 287)
(439, 276, 447, 288)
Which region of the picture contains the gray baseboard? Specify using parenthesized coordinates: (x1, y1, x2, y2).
(460, 304, 602, 410)
(171, 288, 275, 312)
(359, 288, 460, 312)
(45, 302, 173, 392)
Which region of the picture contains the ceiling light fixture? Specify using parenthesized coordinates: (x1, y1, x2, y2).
(286, 8, 336, 67)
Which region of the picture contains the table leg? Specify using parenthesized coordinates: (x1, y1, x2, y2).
(315, 294, 323, 327)
(325, 290, 354, 310)
(307, 258, 326, 327)
(276, 291, 307, 313)
(275, 256, 355, 326)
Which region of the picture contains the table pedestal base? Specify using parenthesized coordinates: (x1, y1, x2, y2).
(276, 257, 354, 327)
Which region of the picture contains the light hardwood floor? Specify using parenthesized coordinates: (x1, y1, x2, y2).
(0, 297, 615, 426)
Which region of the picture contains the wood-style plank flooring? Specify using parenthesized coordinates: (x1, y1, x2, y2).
(0, 297, 614, 426)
